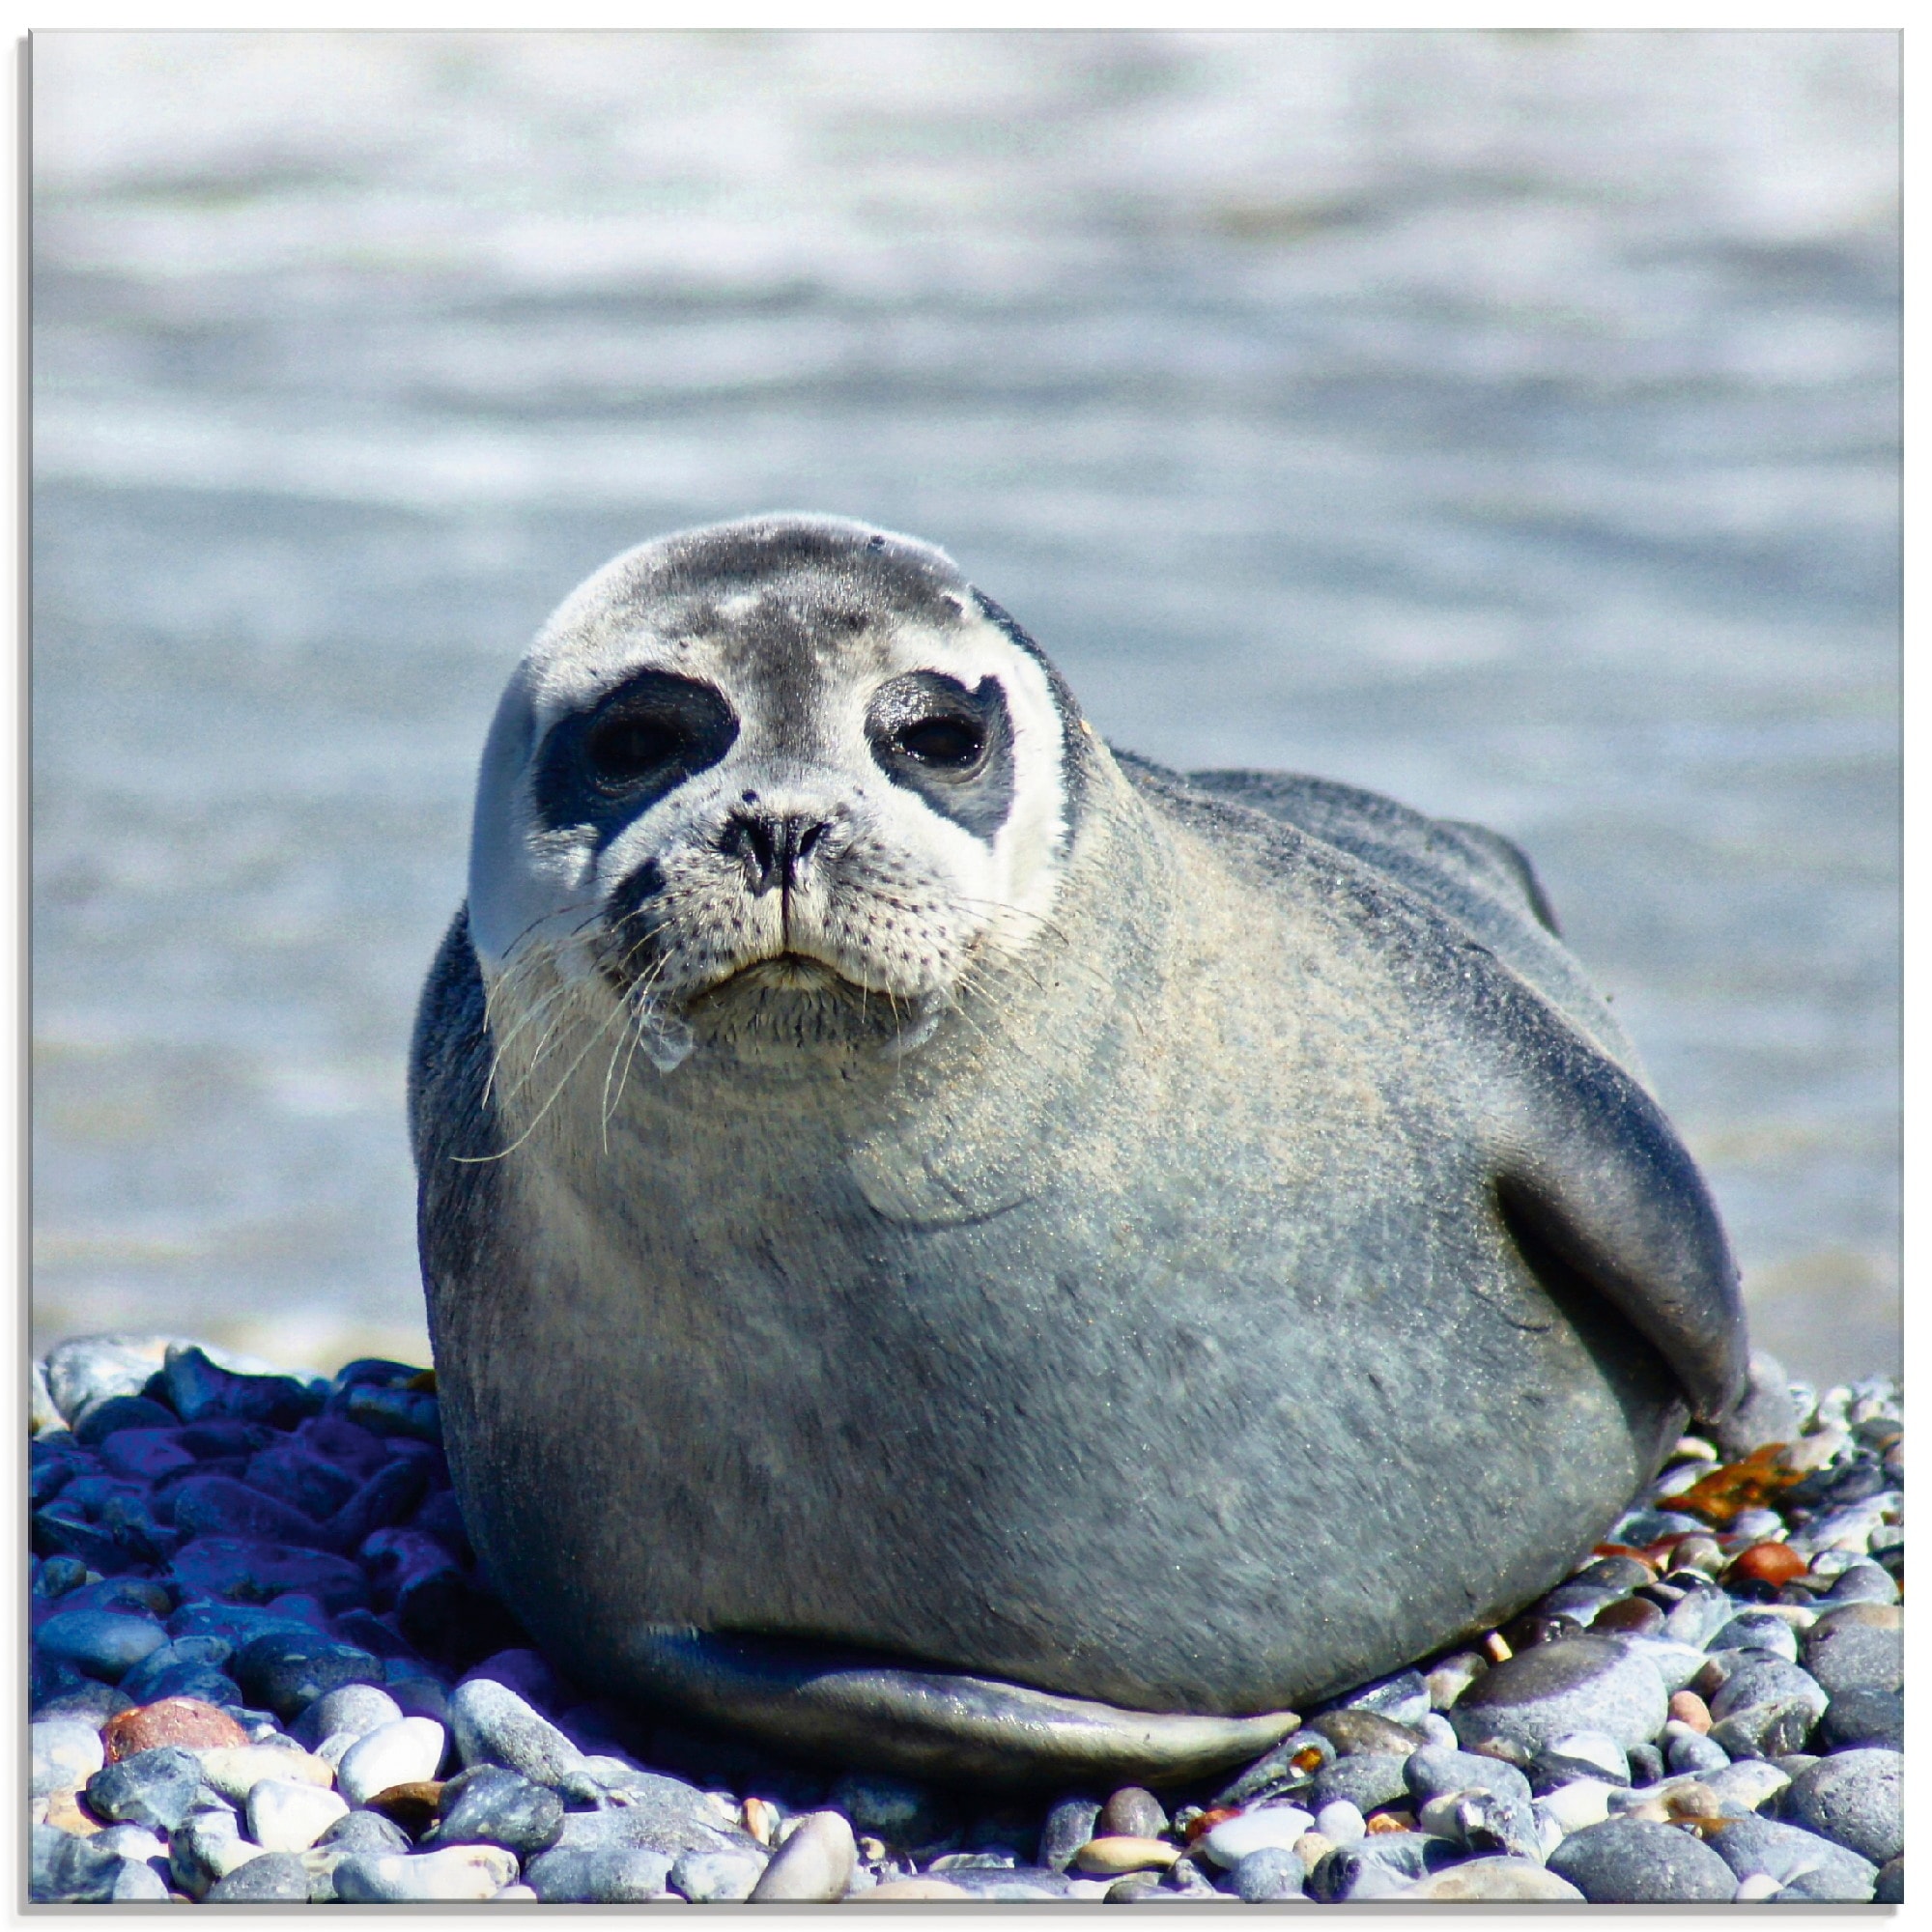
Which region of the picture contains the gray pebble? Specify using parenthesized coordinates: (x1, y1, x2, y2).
(1707, 1613, 1798, 1662)
(1097, 1784, 1167, 1839)
(1665, 1727, 1730, 1776)
(826, 1771, 955, 1850)
(292, 1680, 402, 1749)
(1819, 1686, 1904, 1751)
(1702, 1813, 1876, 1901)
(1874, 1856, 1903, 1904)
(108, 1857, 173, 1901)
(937, 1866, 1083, 1900)
(1039, 1794, 1102, 1870)
(1450, 1635, 1667, 1755)
(1231, 1846, 1306, 1902)
(1310, 1750, 1411, 1815)
(205, 1851, 312, 1902)
(35, 1608, 168, 1683)
(232, 1632, 384, 1720)
(43, 1334, 177, 1422)
(318, 1807, 413, 1855)
(1545, 1816, 1736, 1903)
(670, 1846, 768, 1902)
(1709, 1698, 1819, 1761)
(1804, 1619, 1902, 1698)
(1820, 1561, 1897, 1605)
(1787, 1748, 1903, 1865)
(1659, 1585, 1735, 1648)
(447, 1675, 589, 1790)
(525, 1845, 675, 1903)
(31, 1823, 126, 1904)
(1709, 1657, 1827, 1723)
(1334, 1668, 1430, 1727)
(424, 1763, 564, 1857)
(1405, 1745, 1533, 1809)
(550, 1776, 752, 1861)
(84, 1745, 206, 1831)
(331, 1845, 522, 1901)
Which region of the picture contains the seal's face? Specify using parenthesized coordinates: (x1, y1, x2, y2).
(468, 516, 1082, 1073)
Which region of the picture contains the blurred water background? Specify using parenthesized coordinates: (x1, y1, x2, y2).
(32, 30, 1899, 1383)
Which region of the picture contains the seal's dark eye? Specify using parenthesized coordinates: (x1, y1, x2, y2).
(575, 672, 738, 796)
(586, 711, 686, 781)
(894, 717, 984, 770)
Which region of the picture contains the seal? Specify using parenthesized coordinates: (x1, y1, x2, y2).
(412, 513, 1747, 1786)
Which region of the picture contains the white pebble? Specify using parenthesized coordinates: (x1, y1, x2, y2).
(195, 1744, 334, 1804)
(1534, 1778, 1616, 1835)
(1734, 1873, 1782, 1902)
(247, 1776, 351, 1853)
(1313, 1800, 1365, 1846)
(1201, 1804, 1315, 1868)
(1548, 1730, 1629, 1781)
(332, 1845, 521, 1903)
(337, 1718, 448, 1807)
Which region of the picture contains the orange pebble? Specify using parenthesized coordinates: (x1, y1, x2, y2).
(1668, 1690, 1712, 1734)
(103, 1696, 250, 1761)
(1366, 1810, 1415, 1834)
(1727, 1542, 1807, 1588)
(1184, 1807, 1241, 1843)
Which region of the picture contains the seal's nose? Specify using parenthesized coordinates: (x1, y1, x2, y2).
(723, 809, 835, 897)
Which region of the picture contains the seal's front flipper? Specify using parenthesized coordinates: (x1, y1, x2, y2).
(1488, 1007, 1747, 1425)
(615, 1628, 1298, 1789)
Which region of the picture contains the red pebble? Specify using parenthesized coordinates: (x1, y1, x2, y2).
(104, 1696, 250, 1761)
(1668, 1690, 1712, 1734)
(1183, 1807, 1241, 1844)
(1726, 1542, 1807, 1588)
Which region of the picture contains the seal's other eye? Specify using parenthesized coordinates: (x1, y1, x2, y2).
(867, 670, 1015, 840)
(894, 715, 984, 771)
(533, 670, 738, 842)
(582, 673, 737, 791)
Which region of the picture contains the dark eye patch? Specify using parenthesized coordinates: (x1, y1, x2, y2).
(533, 670, 738, 844)
(867, 671, 1014, 841)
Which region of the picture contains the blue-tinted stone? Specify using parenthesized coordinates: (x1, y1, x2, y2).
(97, 1429, 197, 1482)
(242, 1440, 360, 1521)
(332, 1358, 429, 1392)
(163, 1346, 322, 1430)
(31, 1822, 126, 1903)
(331, 1457, 433, 1548)
(172, 1474, 340, 1549)
(410, 1490, 473, 1564)
(526, 1846, 674, 1903)
(30, 1439, 94, 1506)
(32, 1554, 91, 1599)
(85, 1745, 208, 1830)
(37, 1608, 169, 1682)
(333, 1606, 433, 1669)
(120, 1634, 236, 1702)
(170, 1535, 368, 1612)
(167, 1601, 323, 1645)
(234, 1631, 386, 1719)
(336, 1383, 441, 1443)
(264, 1592, 332, 1630)
(1547, 1818, 1737, 1903)
(72, 1396, 180, 1446)
(320, 1807, 415, 1854)
(177, 1420, 275, 1459)
(33, 1501, 139, 1574)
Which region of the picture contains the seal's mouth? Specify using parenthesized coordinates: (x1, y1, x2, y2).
(697, 951, 862, 1000)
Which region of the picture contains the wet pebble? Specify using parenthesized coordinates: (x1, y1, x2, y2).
(1097, 1784, 1166, 1838)
(36, 1609, 169, 1683)
(1039, 1794, 1102, 1870)
(1228, 1845, 1306, 1901)
(1309, 1749, 1411, 1815)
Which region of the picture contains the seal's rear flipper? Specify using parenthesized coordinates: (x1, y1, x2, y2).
(614, 1628, 1298, 1788)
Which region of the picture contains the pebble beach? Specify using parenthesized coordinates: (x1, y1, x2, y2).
(29, 1334, 1902, 1905)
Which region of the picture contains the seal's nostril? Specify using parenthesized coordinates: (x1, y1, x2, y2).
(797, 820, 828, 860)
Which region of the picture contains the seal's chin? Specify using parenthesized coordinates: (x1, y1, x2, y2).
(682, 951, 936, 1066)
